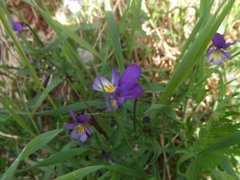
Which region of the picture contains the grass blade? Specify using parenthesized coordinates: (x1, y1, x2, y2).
(2, 129, 62, 180)
(55, 165, 105, 180)
(105, 0, 124, 72)
(159, 0, 235, 104)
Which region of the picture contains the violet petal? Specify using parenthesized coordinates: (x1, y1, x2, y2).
(119, 84, 142, 99)
(111, 68, 120, 87)
(206, 48, 217, 63)
(212, 33, 226, 49)
(69, 110, 77, 123)
(208, 50, 224, 65)
(214, 58, 224, 65)
(105, 95, 118, 112)
(77, 115, 91, 123)
(119, 64, 141, 91)
(84, 126, 92, 136)
(117, 96, 126, 105)
(13, 22, 23, 33)
(224, 41, 236, 48)
(9, 18, 23, 33)
(79, 132, 88, 142)
(207, 48, 217, 56)
(64, 123, 76, 130)
(70, 129, 80, 140)
(221, 50, 231, 59)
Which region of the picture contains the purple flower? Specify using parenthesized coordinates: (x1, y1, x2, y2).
(93, 64, 142, 111)
(207, 33, 236, 65)
(9, 19, 23, 33)
(64, 110, 92, 142)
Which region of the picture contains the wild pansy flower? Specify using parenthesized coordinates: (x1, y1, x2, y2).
(207, 33, 236, 65)
(9, 19, 23, 33)
(64, 110, 92, 142)
(93, 64, 142, 111)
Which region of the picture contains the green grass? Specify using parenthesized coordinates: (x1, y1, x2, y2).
(0, 0, 240, 179)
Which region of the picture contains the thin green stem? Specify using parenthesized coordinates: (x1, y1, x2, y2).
(133, 100, 137, 132)
(16, 81, 40, 134)
(109, 107, 143, 171)
(159, 0, 235, 104)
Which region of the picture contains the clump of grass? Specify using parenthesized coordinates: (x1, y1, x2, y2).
(0, 0, 240, 179)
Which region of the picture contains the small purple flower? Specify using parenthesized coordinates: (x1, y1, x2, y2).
(64, 110, 92, 142)
(9, 19, 23, 33)
(93, 64, 142, 111)
(207, 33, 236, 65)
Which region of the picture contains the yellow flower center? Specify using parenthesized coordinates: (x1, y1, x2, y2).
(212, 50, 221, 57)
(103, 84, 115, 93)
(110, 99, 117, 107)
(75, 124, 85, 134)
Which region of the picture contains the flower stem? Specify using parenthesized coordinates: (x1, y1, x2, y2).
(91, 117, 109, 140)
(111, 110, 144, 171)
(133, 99, 137, 132)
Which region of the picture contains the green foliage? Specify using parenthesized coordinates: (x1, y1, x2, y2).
(2, 129, 62, 180)
(0, 0, 240, 179)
